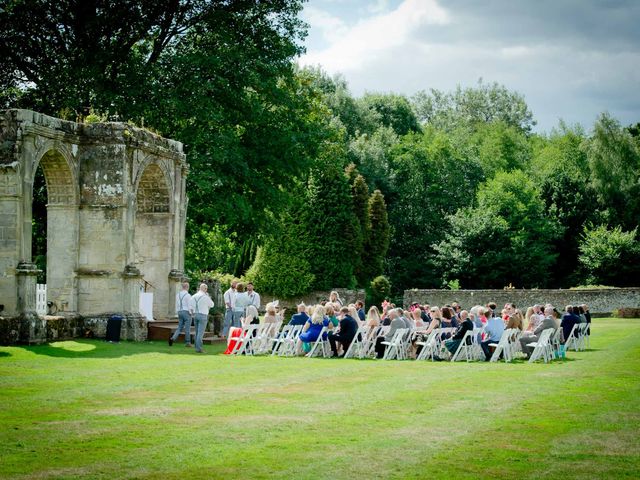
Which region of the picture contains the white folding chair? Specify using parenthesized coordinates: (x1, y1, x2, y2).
(229, 325, 260, 355)
(306, 326, 331, 358)
(451, 330, 477, 362)
(344, 326, 370, 359)
(280, 325, 304, 357)
(564, 324, 579, 352)
(489, 328, 513, 362)
(416, 330, 440, 361)
(527, 328, 554, 363)
(272, 325, 302, 357)
(382, 328, 408, 360)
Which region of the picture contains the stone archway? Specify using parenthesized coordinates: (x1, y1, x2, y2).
(134, 163, 173, 318)
(34, 148, 79, 313)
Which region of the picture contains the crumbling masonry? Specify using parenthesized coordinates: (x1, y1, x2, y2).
(0, 110, 188, 343)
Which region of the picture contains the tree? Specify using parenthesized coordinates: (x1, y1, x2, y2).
(472, 121, 532, 178)
(579, 225, 640, 287)
(433, 170, 561, 288)
(347, 126, 398, 199)
(351, 173, 370, 286)
(1, 1, 329, 240)
(303, 154, 360, 290)
(412, 80, 536, 133)
(584, 113, 640, 229)
(358, 93, 421, 136)
(385, 128, 484, 291)
(363, 189, 390, 281)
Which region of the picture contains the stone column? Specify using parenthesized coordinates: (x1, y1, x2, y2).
(168, 269, 186, 319)
(16, 261, 40, 314)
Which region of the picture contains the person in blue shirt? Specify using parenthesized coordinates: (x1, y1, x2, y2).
(355, 300, 366, 322)
(481, 309, 505, 360)
(288, 303, 310, 326)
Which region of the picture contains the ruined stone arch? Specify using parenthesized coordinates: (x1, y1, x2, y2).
(134, 160, 173, 214)
(32, 145, 78, 205)
(1, 109, 187, 343)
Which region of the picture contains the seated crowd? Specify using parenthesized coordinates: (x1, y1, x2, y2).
(224, 290, 592, 360)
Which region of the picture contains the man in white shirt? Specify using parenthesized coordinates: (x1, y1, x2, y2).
(169, 282, 193, 347)
(246, 282, 260, 310)
(189, 283, 214, 353)
(222, 280, 237, 339)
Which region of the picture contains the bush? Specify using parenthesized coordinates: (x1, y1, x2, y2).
(369, 275, 391, 308)
(245, 245, 315, 298)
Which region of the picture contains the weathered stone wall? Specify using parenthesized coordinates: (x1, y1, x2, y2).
(0, 312, 146, 345)
(274, 289, 366, 311)
(403, 288, 640, 315)
(0, 109, 188, 343)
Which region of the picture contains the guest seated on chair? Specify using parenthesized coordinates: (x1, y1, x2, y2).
(519, 306, 559, 358)
(375, 308, 406, 359)
(444, 313, 474, 356)
(297, 304, 330, 354)
(328, 307, 358, 358)
(560, 305, 581, 344)
(289, 303, 310, 326)
(481, 308, 505, 360)
(224, 305, 259, 355)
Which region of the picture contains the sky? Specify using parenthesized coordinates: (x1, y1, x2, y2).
(298, 0, 640, 133)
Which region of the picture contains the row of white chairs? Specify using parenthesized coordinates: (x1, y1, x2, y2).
(225, 320, 591, 363)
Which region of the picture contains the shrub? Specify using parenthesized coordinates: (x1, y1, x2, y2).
(369, 275, 391, 307)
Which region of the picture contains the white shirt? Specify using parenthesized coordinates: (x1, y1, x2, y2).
(175, 290, 192, 313)
(190, 291, 214, 315)
(247, 290, 260, 309)
(234, 292, 251, 313)
(223, 287, 237, 310)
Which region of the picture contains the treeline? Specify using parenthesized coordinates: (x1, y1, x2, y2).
(1, 1, 638, 298)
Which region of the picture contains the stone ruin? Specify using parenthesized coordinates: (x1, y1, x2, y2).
(0, 110, 188, 344)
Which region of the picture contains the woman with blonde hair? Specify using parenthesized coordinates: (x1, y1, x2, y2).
(348, 305, 362, 327)
(366, 306, 382, 328)
(298, 304, 329, 354)
(329, 291, 343, 307)
(263, 302, 285, 336)
(326, 303, 339, 329)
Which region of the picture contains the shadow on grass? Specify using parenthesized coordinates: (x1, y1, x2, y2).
(0, 351, 11, 358)
(15, 339, 227, 359)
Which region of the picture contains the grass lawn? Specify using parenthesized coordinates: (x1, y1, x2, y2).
(1, 318, 639, 479)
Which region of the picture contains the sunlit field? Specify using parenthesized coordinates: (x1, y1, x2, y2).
(1, 318, 638, 479)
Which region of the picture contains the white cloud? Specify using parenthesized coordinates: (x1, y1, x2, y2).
(300, 0, 450, 72)
(301, 6, 349, 44)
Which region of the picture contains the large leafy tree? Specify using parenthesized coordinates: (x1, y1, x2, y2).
(386, 128, 484, 291)
(584, 113, 640, 230)
(412, 80, 536, 133)
(1, 0, 336, 248)
(434, 170, 562, 288)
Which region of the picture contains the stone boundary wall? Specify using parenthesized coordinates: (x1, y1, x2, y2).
(268, 289, 366, 312)
(403, 288, 640, 315)
(0, 313, 147, 345)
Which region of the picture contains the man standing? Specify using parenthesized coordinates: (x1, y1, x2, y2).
(169, 282, 193, 347)
(222, 280, 238, 339)
(247, 282, 261, 311)
(190, 283, 214, 354)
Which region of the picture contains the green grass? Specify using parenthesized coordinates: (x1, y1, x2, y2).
(1, 318, 639, 479)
